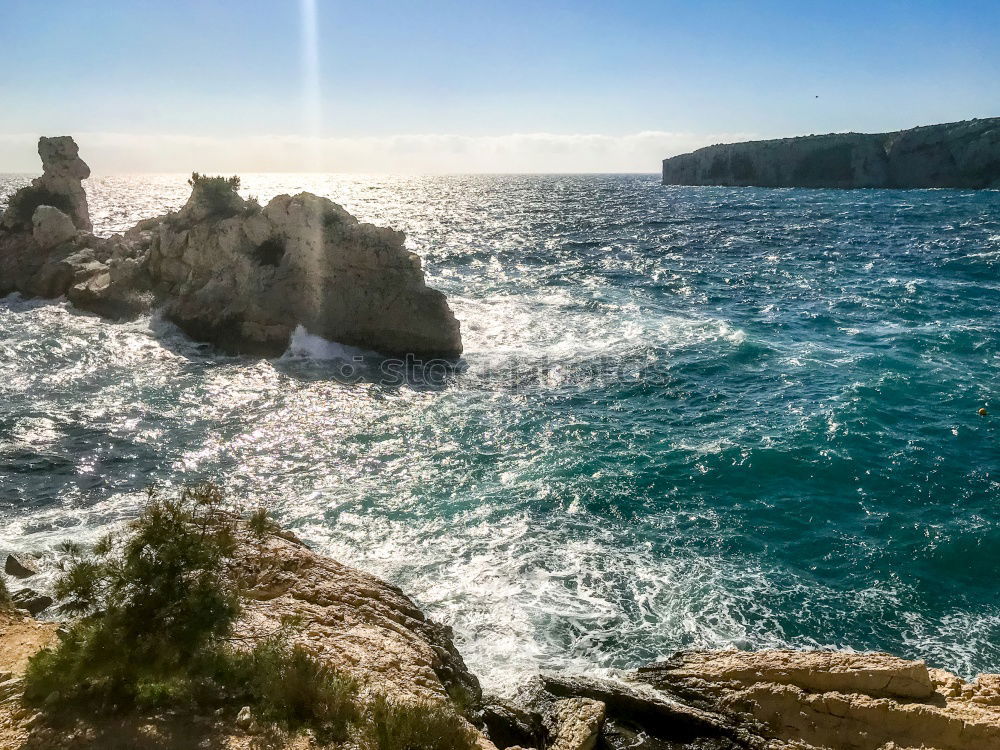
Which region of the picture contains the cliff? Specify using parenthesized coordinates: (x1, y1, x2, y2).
(661, 118, 1000, 189)
(0, 138, 463, 358)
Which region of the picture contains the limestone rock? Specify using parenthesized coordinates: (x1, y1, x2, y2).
(1, 137, 91, 232)
(234, 705, 256, 732)
(538, 672, 748, 749)
(31, 206, 77, 249)
(229, 525, 481, 711)
(0, 137, 463, 359)
(485, 673, 748, 750)
(639, 650, 1000, 750)
(548, 698, 605, 750)
(662, 118, 1000, 189)
(34, 136, 92, 231)
(646, 650, 935, 700)
(149, 189, 463, 357)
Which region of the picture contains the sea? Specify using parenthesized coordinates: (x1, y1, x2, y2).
(0, 173, 998, 691)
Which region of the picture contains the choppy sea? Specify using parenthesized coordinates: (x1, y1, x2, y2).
(1, 173, 998, 690)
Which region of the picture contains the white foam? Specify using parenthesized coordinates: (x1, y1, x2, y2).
(282, 325, 375, 361)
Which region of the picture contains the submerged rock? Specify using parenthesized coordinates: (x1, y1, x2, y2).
(0, 137, 462, 359)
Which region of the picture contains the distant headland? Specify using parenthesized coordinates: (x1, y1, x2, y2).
(662, 118, 1000, 189)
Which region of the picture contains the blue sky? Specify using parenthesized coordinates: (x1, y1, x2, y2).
(1, 0, 997, 172)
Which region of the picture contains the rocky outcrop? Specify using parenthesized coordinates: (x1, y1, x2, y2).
(4, 523, 1000, 749)
(0, 137, 463, 358)
(0, 137, 91, 232)
(4, 555, 38, 580)
(483, 651, 1000, 750)
(228, 524, 482, 711)
(636, 650, 1000, 749)
(149, 187, 462, 356)
(31, 206, 77, 250)
(662, 118, 1000, 189)
(486, 672, 753, 750)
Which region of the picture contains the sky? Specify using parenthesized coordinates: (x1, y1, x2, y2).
(0, 0, 998, 173)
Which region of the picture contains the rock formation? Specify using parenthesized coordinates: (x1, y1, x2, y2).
(0, 137, 91, 232)
(662, 118, 1000, 189)
(637, 649, 1000, 749)
(0, 138, 463, 358)
(228, 524, 482, 711)
(489, 650, 1000, 749)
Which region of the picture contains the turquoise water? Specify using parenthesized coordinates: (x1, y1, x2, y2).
(1, 174, 998, 689)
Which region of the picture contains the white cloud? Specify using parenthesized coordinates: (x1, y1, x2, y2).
(0, 130, 753, 174)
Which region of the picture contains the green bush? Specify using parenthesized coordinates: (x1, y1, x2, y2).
(368, 694, 478, 750)
(218, 627, 360, 742)
(25, 485, 240, 710)
(186, 172, 243, 219)
(2, 185, 75, 229)
(247, 506, 279, 537)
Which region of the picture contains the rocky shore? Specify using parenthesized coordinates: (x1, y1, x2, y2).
(2, 523, 998, 750)
(661, 118, 1000, 189)
(0, 137, 462, 358)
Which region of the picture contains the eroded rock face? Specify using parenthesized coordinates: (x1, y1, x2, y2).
(662, 118, 1000, 189)
(547, 698, 605, 750)
(648, 649, 937, 700)
(32, 206, 78, 249)
(35, 136, 92, 231)
(489, 651, 1000, 750)
(149, 190, 462, 357)
(639, 650, 1000, 750)
(1, 136, 92, 232)
(0, 137, 463, 359)
(227, 525, 495, 749)
(230, 526, 481, 709)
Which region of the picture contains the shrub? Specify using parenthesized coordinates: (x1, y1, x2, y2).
(186, 172, 243, 219)
(25, 485, 240, 710)
(0, 574, 10, 609)
(367, 694, 478, 750)
(188, 172, 241, 191)
(24, 484, 477, 749)
(244, 195, 263, 216)
(216, 627, 360, 742)
(247, 506, 279, 537)
(1, 185, 75, 229)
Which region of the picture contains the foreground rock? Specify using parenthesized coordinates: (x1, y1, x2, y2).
(662, 118, 1000, 189)
(4, 527, 999, 749)
(230, 524, 482, 712)
(0, 137, 462, 358)
(495, 650, 1000, 749)
(0, 523, 494, 750)
(639, 649, 1000, 749)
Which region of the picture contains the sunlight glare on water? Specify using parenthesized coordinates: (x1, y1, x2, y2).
(0, 173, 998, 691)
